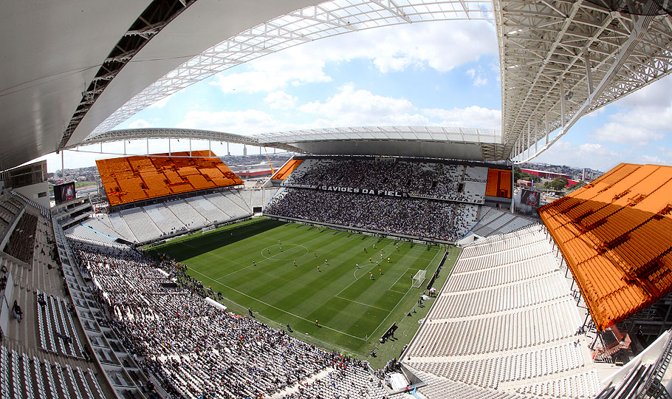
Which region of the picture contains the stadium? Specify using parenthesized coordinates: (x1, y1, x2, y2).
(2, 1, 672, 398)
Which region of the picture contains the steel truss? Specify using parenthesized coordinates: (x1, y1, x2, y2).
(90, 0, 492, 137)
(497, 0, 672, 162)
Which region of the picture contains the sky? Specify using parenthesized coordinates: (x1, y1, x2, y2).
(38, 18, 672, 173)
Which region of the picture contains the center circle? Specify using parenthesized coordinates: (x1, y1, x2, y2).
(261, 243, 309, 261)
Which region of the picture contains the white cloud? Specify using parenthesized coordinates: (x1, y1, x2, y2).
(299, 84, 427, 126)
(264, 91, 297, 110)
(295, 84, 500, 129)
(175, 84, 501, 134)
(593, 122, 664, 144)
(210, 21, 497, 94)
(127, 119, 152, 129)
(177, 109, 284, 134)
(422, 106, 501, 129)
(590, 74, 672, 145)
(466, 68, 488, 87)
(641, 154, 664, 164)
(620, 74, 672, 109)
(210, 50, 331, 94)
(534, 141, 621, 171)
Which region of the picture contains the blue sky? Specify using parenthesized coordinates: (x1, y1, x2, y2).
(41, 19, 672, 173)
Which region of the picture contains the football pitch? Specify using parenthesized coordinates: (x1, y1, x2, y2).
(146, 217, 450, 358)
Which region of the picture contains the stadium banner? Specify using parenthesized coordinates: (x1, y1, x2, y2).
(521, 189, 540, 208)
(54, 181, 76, 204)
(285, 183, 408, 198)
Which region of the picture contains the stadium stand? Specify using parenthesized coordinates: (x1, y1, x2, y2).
(68, 190, 253, 244)
(280, 365, 388, 398)
(240, 187, 278, 211)
(410, 367, 528, 399)
(538, 163, 672, 331)
(97, 150, 243, 206)
(1, 196, 118, 398)
(404, 225, 602, 398)
(35, 290, 87, 359)
(283, 156, 488, 204)
(266, 188, 478, 242)
(119, 207, 162, 242)
(107, 213, 138, 242)
(469, 207, 535, 237)
(185, 195, 229, 222)
(68, 240, 389, 398)
(4, 212, 38, 263)
(0, 345, 107, 399)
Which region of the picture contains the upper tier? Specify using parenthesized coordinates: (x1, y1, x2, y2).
(97, 150, 243, 206)
(539, 163, 672, 331)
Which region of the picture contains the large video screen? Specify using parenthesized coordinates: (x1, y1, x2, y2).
(54, 182, 76, 204)
(521, 189, 540, 208)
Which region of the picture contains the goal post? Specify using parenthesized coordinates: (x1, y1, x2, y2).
(412, 269, 427, 288)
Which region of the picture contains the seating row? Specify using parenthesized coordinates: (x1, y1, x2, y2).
(408, 340, 585, 388)
(411, 299, 581, 357)
(35, 290, 87, 360)
(0, 345, 105, 399)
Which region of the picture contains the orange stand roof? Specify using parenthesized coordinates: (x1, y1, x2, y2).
(96, 150, 243, 207)
(539, 163, 672, 330)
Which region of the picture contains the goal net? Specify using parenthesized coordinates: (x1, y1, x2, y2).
(412, 270, 427, 288)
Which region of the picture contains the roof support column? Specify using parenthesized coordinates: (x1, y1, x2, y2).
(168, 138, 171, 156)
(535, 120, 538, 154)
(515, 138, 520, 161)
(123, 140, 127, 155)
(227, 142, 230, 156)
(146, 138, 149, 155)
(189, 138, 192, 157)
(526, 123, 531, 160)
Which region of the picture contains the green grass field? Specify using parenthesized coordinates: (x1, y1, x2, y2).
(146, 217, 454, 364)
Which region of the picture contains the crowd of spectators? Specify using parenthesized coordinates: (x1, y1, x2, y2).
(266, 189, 478, 242)
(286, 158, 486, 203)
(71, 241, 388, 399)
(284, 364, 387, 399)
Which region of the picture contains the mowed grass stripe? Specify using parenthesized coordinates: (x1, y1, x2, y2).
(225, 229, 360, 305)
(149, 218, 444, 354)
(330, 244, 428, 332)
(186, 267, 365, 342)
(238, 229, 376, 312)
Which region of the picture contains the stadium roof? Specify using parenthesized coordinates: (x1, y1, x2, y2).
(255, 126, 505, 160)
(2, 1, 672, 170)
(499, 1, 672, 162)
(71, 126, 506, 161)
(539, 163, 672, 331)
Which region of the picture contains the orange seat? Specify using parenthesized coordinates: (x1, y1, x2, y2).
(539, 163, 672, 331)
(96, 150, 243, 207)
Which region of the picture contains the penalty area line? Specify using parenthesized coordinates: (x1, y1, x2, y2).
(334, 296, 391, 312)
